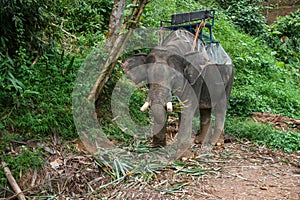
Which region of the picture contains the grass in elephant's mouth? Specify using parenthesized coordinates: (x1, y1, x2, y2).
(166, 116, 179, 144)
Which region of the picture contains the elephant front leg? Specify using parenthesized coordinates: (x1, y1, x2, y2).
(152, 123, 167, 147)
(175, 111, 194, 159)
(195, 108, 212, 144)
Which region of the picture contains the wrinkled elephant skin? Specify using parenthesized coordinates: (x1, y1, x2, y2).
(122, 30, 234, 158)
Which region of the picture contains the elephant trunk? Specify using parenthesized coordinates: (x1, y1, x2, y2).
(151, 104, 167, 124)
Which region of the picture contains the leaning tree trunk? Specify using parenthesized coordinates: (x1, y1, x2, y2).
(88, 0, 151, 102)
(106, 0, 126, 50)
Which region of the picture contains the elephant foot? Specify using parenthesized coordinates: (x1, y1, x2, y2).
(216, 138, 224, 146)
(215, 130, 225, 146)
(152, 135, 166, 147)
(194, 134, 204, 144)
(176, 147, 194, 160)
(194, 130, 225, 146)
(174, 141, 194, 160)
(194, 130, 208, 144)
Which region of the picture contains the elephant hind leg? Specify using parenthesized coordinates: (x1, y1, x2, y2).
(195, 108, 211, 144)
(194, 107, 225, 146)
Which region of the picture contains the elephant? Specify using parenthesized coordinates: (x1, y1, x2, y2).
(122, 29, 234, 157)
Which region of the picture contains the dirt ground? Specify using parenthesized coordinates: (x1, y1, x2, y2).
(5, 141, 298, 199)
(191, 143, 300, 200)
(1, 113, 299, 199)
(93, 142, 300, 200)
(262, 1, 300, 24)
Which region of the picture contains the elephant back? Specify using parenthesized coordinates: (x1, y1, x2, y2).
(162, 30, 232, 67)
(163, 30, 206, 56)
(160, 30, 233, 86)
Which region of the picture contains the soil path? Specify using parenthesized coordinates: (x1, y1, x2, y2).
(190, 143, 300, 200)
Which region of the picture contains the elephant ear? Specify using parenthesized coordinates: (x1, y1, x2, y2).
(167, 54, 185, 71)
(122, 53, 148, 84)
(184, 51, 209, 85)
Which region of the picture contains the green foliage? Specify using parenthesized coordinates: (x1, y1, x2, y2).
(262, 9, 300, 72)
(0, 0, 112, 106)
(0, 0, 47, 109)
(0, 0, 112, 56)
(129, 88, 149, 126)
(1, 0, 48, 57)
(214, 14, 300, 118)
(268, 9, 300, 39)
(51, 0, 113, 35)
(225, 118, 300, 152)
(217, 0, 266, 36)
(229, 82, 300, 117)
(0, 0, 113, 141)
(0, 145, 44, 185)
(1, 52, 81, 139)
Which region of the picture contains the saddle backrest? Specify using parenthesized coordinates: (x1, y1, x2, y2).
(170, 10, 214, 25)
(160, 10, 215, 43)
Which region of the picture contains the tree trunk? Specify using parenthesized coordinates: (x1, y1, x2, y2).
(88, 0, 151, 102)
(106, 0, 126, 50)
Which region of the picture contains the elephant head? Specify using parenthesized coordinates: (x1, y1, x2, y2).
(123, 48, 186, 106)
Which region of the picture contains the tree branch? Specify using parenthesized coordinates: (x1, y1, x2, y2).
(1, 162, 26, 200)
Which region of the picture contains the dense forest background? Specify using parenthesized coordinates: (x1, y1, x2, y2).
(0, 0, 299, 197)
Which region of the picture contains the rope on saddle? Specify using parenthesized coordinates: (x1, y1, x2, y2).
(191, 21, 206, 51)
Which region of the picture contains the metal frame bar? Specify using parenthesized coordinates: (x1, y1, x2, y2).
(160, 10, 215, 43)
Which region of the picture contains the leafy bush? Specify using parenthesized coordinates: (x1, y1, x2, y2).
(0, 0, 112, 99)
(217, 0, 266, 36)
(0, 0, 113, 140)
(51, 0, 113, 35)
(1, 52, 82, 139)
(0, 0, 50, 109)
(1, 0, 49, 57)
(214, 14, 300, 118)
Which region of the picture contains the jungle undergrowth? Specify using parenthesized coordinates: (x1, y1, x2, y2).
(1, 0, 300, 190)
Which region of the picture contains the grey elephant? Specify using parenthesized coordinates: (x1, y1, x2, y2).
(122, 29, 234, 157)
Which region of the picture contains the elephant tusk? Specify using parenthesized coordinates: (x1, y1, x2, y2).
(166, 102, 173, 112)
(140, 102, 150, 112)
